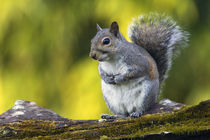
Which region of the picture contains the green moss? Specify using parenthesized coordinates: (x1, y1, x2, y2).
(0, 100, 209, 139)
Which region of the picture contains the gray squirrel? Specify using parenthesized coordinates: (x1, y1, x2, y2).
(89, 13, 189, 119)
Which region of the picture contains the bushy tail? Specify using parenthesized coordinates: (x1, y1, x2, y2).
(128, 13, 189, 83)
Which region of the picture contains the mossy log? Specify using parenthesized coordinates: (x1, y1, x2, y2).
(0, 99, 209, 139)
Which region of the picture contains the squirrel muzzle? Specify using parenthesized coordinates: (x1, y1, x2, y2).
(89, 50, 98, 60)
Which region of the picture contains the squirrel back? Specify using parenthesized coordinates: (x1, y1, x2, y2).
(128, 13, 189, 83)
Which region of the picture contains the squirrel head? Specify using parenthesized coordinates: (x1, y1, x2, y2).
(90, 21, 125, 61)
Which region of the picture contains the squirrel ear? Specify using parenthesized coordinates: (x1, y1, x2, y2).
(96, 24, 102, 31)
(110, 21, 119, 37)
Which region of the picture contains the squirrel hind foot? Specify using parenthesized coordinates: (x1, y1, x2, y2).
(129, 112, 143, 118)
(101, 114, 118, 119)
(101, 114, 126, 119)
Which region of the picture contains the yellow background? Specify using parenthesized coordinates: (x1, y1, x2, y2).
(0, 0, 209, 119)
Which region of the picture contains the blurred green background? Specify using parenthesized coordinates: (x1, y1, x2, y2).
(0, 0, 209, 119)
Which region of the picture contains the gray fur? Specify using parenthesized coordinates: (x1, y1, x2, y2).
(90, 14, 188, 118)
(91, 26, 159, 117)
(128, 13, 189, 83)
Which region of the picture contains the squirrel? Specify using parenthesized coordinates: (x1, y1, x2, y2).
(89, 13, 189, 119)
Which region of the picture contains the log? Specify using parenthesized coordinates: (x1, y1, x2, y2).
(0, 99, 209, 139)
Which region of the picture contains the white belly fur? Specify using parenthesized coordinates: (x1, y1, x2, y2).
(101, 77, 149, 115)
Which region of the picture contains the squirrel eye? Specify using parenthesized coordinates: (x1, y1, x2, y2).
(102, 38, 110, 45)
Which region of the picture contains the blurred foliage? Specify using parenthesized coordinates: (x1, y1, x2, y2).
(0, 0, 209, 119)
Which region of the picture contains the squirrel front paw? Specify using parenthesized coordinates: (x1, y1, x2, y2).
(102, 75, 116, 84)
(114, 75, 125, 84)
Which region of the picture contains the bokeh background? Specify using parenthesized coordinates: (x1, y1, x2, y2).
(0, 0, 209, 119)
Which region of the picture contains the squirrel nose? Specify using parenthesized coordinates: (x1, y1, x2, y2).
(90, 52, 97, 60)
(91, 54, 97, 60)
